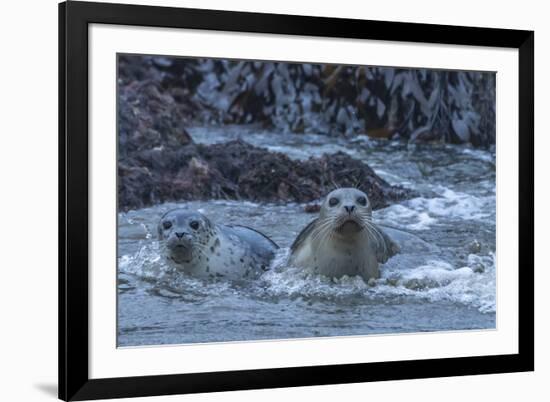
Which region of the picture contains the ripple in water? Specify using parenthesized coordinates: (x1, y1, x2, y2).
(117, 127, 496, 346)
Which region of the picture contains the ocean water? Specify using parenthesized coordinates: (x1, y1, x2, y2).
(117, 126, 496, 346)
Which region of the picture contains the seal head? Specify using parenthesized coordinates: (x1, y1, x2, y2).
(158, 211, 215, 264)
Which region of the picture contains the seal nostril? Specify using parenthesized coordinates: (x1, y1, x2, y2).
(175, 232, 185, 239)
(344, 205, 355, 213)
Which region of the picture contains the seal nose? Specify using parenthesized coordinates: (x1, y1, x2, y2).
(175, 232, 185, 239)
(344, 205, 355, 214)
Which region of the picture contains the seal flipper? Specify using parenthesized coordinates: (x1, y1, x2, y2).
(373, 223, 400, 263)
(290, 219, 318, 253)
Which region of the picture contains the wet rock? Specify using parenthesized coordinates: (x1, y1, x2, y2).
(404, 278, 440, 290)
(304, 203, 321, 213)
(385, 275, 400, 287)
(404, 278, 423, 290)
(118, 80, 194, 158)
(472, 262, 485, 273)
(118, 163, 155, 210)
(468, 239, 482, 254)
(118, 139, 417, 211)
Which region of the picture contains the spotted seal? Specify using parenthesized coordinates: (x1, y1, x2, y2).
(289, 188, 399, 281)
(158, 209, 279, 280)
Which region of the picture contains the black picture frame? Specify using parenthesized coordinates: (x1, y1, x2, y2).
(59, 1, 534, 400)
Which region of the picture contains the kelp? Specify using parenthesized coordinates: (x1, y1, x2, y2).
(119, 55, 496, 149)
(195, 60, 495, 147)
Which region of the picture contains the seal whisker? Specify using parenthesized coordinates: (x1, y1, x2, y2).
(361, 218, 388, 254)
(311, 219, 335, 244)
(317, 224, 334, 251)
(360, 222, 380, 247)
(313, 217, 337, 248)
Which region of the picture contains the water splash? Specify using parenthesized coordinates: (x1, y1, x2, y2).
(117, 130, 496, 346)
(120, 239, 495, 314)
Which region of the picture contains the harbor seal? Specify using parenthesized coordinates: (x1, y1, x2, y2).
(158, 209, 279, 280)
(289, 188, 399, 281)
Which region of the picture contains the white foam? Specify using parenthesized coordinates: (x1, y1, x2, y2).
(377, 253, 496, 313)
(118, 242, 168, 279)
(377, 185, 495, 231)
(261, 248, 496, 314)
(461, 147, 495, 163)
(376, 204, 437, 231)
(408, 187, 494, 221)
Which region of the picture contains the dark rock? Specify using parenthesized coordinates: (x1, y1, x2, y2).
(467, 239, 482, 254)
(118, 139, 417, 211)
(118, 163, 155, 209)
(118, 81, 194, 157)
(304, 203, 321, 213)
(472, 263, 485, 274)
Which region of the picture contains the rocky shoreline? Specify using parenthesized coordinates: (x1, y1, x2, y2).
(119, 138, 416, 211)
(116, 54, 495, 211)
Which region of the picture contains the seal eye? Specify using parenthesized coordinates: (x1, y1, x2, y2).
(328, 197, 339, 207)
(189, 220, 200, 230)
(162, 220, 172, 230)
(357, 196, 367, 206)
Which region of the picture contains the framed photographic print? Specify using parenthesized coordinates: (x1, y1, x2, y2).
(59, 1, 534, 400)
